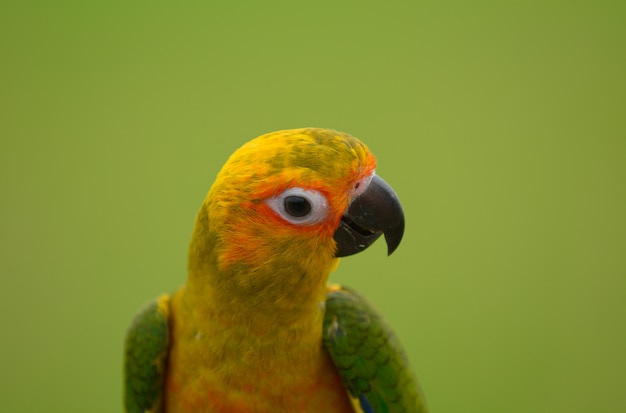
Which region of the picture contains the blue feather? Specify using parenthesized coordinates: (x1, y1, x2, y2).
(359, 394, 375, 413)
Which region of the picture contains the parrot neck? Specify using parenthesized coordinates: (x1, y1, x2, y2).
(186, 242, 335, 333)
(178, 256, 335, 396)
(182, 204, 338, 370)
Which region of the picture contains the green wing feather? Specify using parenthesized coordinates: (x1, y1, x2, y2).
(323, 287, 428, 413)
(124, 294, 170, 413)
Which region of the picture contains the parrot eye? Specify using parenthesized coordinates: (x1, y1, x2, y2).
(266, 187, 329, 225)
(284, 196, 311, 217)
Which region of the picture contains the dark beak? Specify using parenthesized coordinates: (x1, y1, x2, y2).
(333, 175, 405, 257)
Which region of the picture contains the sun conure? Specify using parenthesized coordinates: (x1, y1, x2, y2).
(124, 128, 428, 413)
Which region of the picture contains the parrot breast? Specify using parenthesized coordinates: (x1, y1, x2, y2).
(164, 286, 357, 413)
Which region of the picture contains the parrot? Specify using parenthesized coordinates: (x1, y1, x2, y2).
(124, 128, 428, 413)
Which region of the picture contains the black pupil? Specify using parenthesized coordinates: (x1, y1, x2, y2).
(284, 196, 311, 217)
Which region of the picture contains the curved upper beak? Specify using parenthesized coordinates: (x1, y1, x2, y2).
(333, 175, 405, 257)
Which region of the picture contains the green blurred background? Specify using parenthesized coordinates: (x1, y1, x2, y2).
(1, 1, 625, 412)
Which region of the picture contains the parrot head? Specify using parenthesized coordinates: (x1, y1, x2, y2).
(189, 128, 404, 299)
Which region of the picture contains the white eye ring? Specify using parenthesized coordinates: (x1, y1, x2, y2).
(266, 187, 329, 226)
